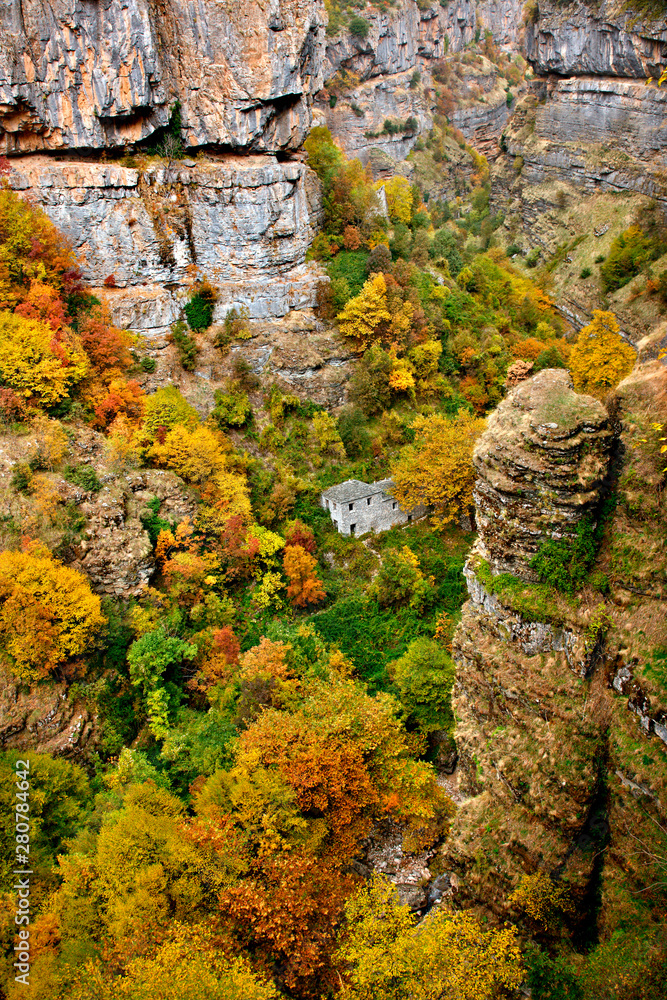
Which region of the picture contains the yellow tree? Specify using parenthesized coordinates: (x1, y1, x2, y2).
(390, 410, 486, 529)
(337, 877, 524, 1000)
(337, 273, 391, 352)
(0, 543, 106, 681)
(0, 311, 88, 406)
(568, 309, 635, 399)
(381, 176, 413, 224)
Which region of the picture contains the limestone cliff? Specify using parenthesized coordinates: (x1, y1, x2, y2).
(0, 0, 327, 154)
(8, 155, 323, 332)
(494, 1, 667, 240)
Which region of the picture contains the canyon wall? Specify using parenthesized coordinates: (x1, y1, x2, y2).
(0, 0, 327, 154)
(8, 155, 323, 337)
(495, 1, 667, 218)
(321, 0, 523, 164)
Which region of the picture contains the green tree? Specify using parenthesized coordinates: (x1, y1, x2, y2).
(392, 637, 456, 735)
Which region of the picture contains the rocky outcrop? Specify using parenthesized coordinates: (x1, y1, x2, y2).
(69, 467, 196, 596)
(8, 155, 323, 328)
(0, 669, 97, 758)
(473, 369, 613, 581)
(0, 0, 327, 154)
(142, 309, 354, 409)
(525, 0, 667, 79)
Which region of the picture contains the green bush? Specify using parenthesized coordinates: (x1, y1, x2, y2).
(579, 266, 592, 279)
(211, 388, 252, 428)
(600, 225, 662, 292)
(141, 355, 157, 373)
(327, 250, 370, 298)
(534, 345, 566, 371)
(530, 517, 598, 594)
(526, 248, 541, 268)
(392, 637, 456, 735)
(349, 16, 370, 39)
(409, 70, 421, 88)
(63, 463, 103, 493)
(337, 407, 372, 459)
(10, 463, 33, 494)
(169, 320, 198, 371)
(184, 280, 217, 330)
(140, 497, 175, 546)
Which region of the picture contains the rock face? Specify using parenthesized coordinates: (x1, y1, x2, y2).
(322, 0, 523, 163)
(0, 0, 327, 154)
(8, 155, 323, 328)
(70, 467, 196, 597)
(445, 362, 667, 939)
(473, 369, 613, 581)
(0, 669, 97, 758)
(494, 0, 667, 233)
(525, 0, 667, 79)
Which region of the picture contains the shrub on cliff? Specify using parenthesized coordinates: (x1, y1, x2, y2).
(600, 225, 663, 292)
(184, 280, 217, 330)
(530, 517, 599, 594)
(348, 15, 369, 39)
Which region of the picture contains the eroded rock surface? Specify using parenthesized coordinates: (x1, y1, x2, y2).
(8, 156, 323, 325)
(0, 0, 327, 154)
(473, 369, 613, 581)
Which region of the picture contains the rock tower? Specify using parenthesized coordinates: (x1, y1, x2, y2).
(472, 368, 613, 581)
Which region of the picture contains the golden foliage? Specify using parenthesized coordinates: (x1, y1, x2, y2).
(149, 423, 231, 483)
(336, 273, 391, 352)
(0, 310, 87, 405)
(337, 877, 524, 1000)
(381, 176, 413, 224)
(390, 410, 486, 529)
(67, 923, 279, 1000)
(569, 309, 636, 399)
(0, 543, 106, 681)
(509, 871, 574, 929)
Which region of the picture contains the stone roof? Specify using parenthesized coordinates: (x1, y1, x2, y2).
(322, 478, 394, 503)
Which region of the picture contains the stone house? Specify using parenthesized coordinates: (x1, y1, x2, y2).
(320, 478, 425, 535)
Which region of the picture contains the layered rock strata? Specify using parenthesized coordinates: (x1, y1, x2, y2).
(322, 0, 523, 163)
(494, 0, 667, 222)
(525, 0, 667, 79)
(0, 0, 327, 154)
(8, 156, 323, 330)
(473, 369, 613, 581)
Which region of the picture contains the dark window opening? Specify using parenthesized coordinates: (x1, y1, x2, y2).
(392, 502, 397, 510)
(333, 520, 338, 530)
(408, 514, 412, 523)
(367, 497, 371, 505)
(350, 524, 356, 535)
(349, 502, 354, 511)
